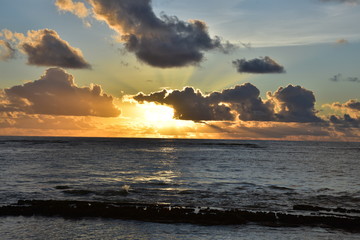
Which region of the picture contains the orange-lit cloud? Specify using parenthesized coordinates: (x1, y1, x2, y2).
(55, 0, 90, 18)
(329, 99, 360, 113)
(1, 68, 120, 117)
(0, 29, 91, 69)
(324, 99, 360, 117)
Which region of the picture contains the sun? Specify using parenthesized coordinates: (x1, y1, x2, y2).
(142, 102, 175, 123)
(128, 102, 195, 134)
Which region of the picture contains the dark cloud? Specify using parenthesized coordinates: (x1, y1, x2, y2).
(134, 87, 234, 121)
(268, 85, 322, 123)
(330, 73, 360, 83)
(330, 114, 360, 128)
(134, 83, 321, 123)
(232, 56, 285, 74)
(0, 40, 15, 60)
(88, 0, 234, 68)
(2, 68, 120, 117)
(21, 29, 91, 69)
(209, 84, 275, 121)
(0, 29, 91, 69)
(344, 100, 360, 111)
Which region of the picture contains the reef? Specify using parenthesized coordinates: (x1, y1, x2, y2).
(0, 200, 359, 231)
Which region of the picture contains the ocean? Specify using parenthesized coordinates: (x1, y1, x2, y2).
(0, 136, 359, 239)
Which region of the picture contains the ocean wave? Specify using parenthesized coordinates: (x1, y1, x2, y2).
(268, 185, 295, 191)
(305, 194, 360, 209)
(293, 204, 360, 214)
(59, 185, 130, 197)
(190, 142, 263, 148)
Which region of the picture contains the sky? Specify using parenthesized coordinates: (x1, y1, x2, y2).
(0, 0, 359, 141)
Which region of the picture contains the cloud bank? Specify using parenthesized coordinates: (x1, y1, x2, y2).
(232, 57, 285, 74)
(134, 83, 321, 123)
(1, 68, 120, 117)
(56, 0, 234, 68)
(0, 29, 91, 69)
(329, 114, 360, 128)
(1, 78, 358, 140)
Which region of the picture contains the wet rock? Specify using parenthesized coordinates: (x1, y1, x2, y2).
(0, 200, 359, 231)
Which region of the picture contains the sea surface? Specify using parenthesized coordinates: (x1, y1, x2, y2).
(0, 136, 359, 239)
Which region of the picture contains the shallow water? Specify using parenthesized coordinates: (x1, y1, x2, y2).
(1, 216, 359, 240)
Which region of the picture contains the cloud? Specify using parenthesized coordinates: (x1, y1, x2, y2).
(268, 85, 322, 123)
(217, 121, 331, 140)
(210, 84, 275, 121)
(240, 42, 252, 49)
(330, 73, 360, 83)
(330, 73, 342, 82)
(1, 68, 120, 117)
(319, 0, 360, 4)
(55, 0, 90, 18)
(133, 83, 321, 123)
(323, 99, 360, 128)
(330, 99, 360, 112)
(344, 99, 360, 111)
(0, 29, 91, 69)
(336, 38, 349, 44)
(21, 29, 91, 69)
(232, 56, 285, 74)
(329, 114, 360, 128)
(71, 0, 235, 68)
(348, 77, 360, 83)
(0, 40, 15, 60)
(134, 87, 234, 121)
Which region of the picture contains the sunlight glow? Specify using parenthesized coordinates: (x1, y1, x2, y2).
(143, 102, 175, 123)
(131, 102, 196, 134)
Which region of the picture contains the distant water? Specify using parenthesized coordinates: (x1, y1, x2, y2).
(0, 136, 359, 239)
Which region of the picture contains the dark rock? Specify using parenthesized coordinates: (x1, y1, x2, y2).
(0, 200, 359, 231)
